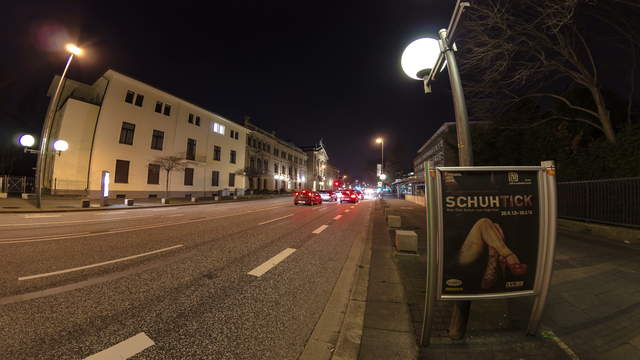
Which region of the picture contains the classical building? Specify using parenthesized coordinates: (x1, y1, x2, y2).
(300, 140, 335, 190)
(44, 69, 248, 199)
(243, 118, 307, 192)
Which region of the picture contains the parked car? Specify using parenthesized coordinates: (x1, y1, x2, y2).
(339, 190, 359, 204)
(318, 190, 337, 202)
(294, 190, 322, 205)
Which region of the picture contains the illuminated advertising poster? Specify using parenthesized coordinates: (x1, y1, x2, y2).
(440, 170, 540, 297)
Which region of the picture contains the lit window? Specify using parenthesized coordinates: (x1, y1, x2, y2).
(211, 122, 225, 135)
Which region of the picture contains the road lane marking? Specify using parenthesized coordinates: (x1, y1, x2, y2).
(18, 244, 184, 280)
(0, 215, 154, 228)
(312, 225, 329, 234)
(248, 248, 296, 277)
(0, 232, 91, 244)
(541, 328, 579, 360)
(23, 214, 62, 218)
(93, 211, 129, 215)
(350, 206, 355, 208)
(258, 214, 293, 225)
(149, 207, 174, 211)
(166, 213, 184, 217)
(84, 332, 155, 360)
(345, 210, 351, 213)
(333, 215, 342, 220)
(1, 204, 293, 244)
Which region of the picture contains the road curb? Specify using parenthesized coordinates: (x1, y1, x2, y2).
(299, 202, 374, 360)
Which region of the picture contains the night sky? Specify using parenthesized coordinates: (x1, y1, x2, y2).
(1, 1, 461, 181)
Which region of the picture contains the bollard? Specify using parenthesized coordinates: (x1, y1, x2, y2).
(395, 230, 418, 253)
(387, 215, 402, 228)
(191, 196, 197, 203)
(124, 198, 134, 206)
(161, 198, 169, 205)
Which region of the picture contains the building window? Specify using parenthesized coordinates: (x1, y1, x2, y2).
(288, 154, 293, 161)
(125, 90, 135, 104)
(213, 145, 221, 161)
(235, 131, 239, 140)
(264, 159, 268, 170)
(212, 171, 220, 186)
(188, 113, 194, 124)
(147, 164, 160, 184)
(229, 173, 236, 187)
(163, 104, 172, 116)
(230, 130, 235, 138)
(257, 158, 262, 170)
(195, 116, 200, 126)
(119, 122, 135, 145)
(252, 139, 257, 148)
(274, 163, 278, 173)
(151, 130, 164, 150)
(184, 168, 194, 186)
(250, 157, 255, 169)
(134, 94, 144, 107)
(186, 138, 196, 160)
(282, 165, 285, 174)
(274, 148, 279, 156)
(211, 122, 225, 135)
(289, 166, 292, 175)
(155, 101, 163, 113)
(114, 160, 130, 184)
(230, 150, 237, 164)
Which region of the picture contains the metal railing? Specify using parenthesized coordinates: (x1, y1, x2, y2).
(0, 175, 35, 194)
(557, 177, 640, 228)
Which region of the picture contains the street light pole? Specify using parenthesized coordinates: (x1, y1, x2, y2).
(35, 45, 81, 208)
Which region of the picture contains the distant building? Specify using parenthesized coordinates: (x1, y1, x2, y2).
(300, 140, 333, 190)
(243, 118, 307, 192)
(44, 69, 248, 198)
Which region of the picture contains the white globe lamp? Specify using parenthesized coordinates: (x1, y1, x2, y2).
(401, 37, 441, 80)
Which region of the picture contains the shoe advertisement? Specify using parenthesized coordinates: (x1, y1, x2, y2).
(439, 170, 541, 297)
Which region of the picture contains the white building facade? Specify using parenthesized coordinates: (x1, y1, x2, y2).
(46, 70, 247, 199)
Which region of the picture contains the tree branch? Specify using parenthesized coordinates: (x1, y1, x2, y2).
(498, 115, 603, 131)
(515, 93, 600, 118)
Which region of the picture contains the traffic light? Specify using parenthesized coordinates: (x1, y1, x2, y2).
(333, 180, 341, 188)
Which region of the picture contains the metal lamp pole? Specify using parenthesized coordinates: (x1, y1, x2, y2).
(35, 45, 81, 208)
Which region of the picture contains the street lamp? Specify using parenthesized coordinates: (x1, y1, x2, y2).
(401, 1, 472, 166)
(35, 43, 83, 208)
(19, 134, 36, 148)
(375, 137, 384, 177)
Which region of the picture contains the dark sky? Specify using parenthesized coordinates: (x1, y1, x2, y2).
(1, 1, 460, 181)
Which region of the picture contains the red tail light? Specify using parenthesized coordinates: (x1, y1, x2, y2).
(351, 195, 356, 199)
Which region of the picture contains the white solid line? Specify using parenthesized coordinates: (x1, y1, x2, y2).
(248, 248, 296, 277)
(23, 214, 62, 218)
(84, 332, 155, 360)
(166, 213, 184, 217)
(93, 211, 129, 215)
(0, 232, 91, 244)
(345, 210, 351, 213)
(18, 244, 183, 281)
(0, 215, 153, 228)
(333, 215, 342, 220)
(149, 207, 174, 211)
(258, 214, 293, 225)
(312, 225, 329, 234)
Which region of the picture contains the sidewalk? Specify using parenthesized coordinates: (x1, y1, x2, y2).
(0, 194, 291, 213)
(358, 198, 571, 360)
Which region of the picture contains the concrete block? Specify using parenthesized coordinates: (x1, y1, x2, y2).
(191, 196, 198, 203)
(161, 198, 170, 204)
(21, 193, 35, 199)
(214, 196, 219, 201)
(395, 230, 418, 253)
(0, 192, 7, 199)
(124, 198, 134, 206)
(387, 215, 401, 228)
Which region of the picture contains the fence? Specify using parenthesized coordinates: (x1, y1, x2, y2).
(0, 175, 35, 194)
(557, 177, 640, 228)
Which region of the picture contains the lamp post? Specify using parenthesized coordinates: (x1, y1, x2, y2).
(35, 43, 83, 208)
(375, 137, 384, 177)
(401, 1, 472, 166)
(401, 0, 472, 343)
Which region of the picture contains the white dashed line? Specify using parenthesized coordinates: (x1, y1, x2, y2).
(333, 215, 342, 220)
(166, 213, 184, 217)
(84, 332, 155, 360)
(0, 215, 154, 228)
(248, 248, 296, 277)
(312, 225, 329, 234)
(18, 244, 184, 280)
(350, 206, 355, 208)
(23, 214, 62, 218)
(258, 214, 293, 225)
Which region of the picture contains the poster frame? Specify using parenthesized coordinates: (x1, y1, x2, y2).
(434, 166, 548, 301)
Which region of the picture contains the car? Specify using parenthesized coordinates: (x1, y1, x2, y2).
(294, 190, 322, 205)
(318, 190, 337, 202)
(339, 189, 359, 204)
(354, 190, 364, 200)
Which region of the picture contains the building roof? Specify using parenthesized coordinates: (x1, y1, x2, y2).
(243, 121, 305, 154)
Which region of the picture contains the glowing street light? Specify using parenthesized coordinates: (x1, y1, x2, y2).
(375, 137, 384, 177)
(401, 38, 442, 80)
(380, 173, 387, 181)
(65, 43, 83, 56)
(19, 134, 35, 147)
(53, 139, 69, 152)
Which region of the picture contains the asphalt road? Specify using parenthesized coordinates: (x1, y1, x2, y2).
(0, 197, 373, 359)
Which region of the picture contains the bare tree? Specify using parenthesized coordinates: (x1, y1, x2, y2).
(458, 0, 638, 143)
(152, 155, 186, 199)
